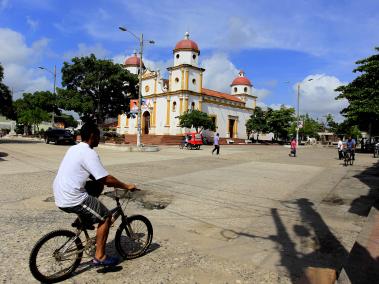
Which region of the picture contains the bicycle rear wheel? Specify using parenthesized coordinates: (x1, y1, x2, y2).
(344, 156, 348, 166)
(29, 230, 83, 283)
(115, 215, 153, 259)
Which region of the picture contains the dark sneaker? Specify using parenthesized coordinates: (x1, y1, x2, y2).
(93, 256, 120, 266)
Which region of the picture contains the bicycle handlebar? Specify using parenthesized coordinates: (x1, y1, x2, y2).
(103, 187, 141, 200)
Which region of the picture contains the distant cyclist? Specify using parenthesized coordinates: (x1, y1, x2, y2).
(345, 135, 356, 160)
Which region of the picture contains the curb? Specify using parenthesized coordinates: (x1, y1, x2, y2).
(99, 144, 160, 152)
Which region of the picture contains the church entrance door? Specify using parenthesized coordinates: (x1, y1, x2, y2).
(142, 111, 150, 134)
(229, 119, 235, 138)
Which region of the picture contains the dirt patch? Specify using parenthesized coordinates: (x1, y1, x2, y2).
(322, 195, 345, 205)
(43, 196, 55, 202)
(128, 190, 173, 210)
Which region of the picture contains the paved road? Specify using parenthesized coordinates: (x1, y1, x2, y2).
(1, 141, 378, 283)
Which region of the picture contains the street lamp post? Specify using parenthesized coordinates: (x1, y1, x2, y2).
(119, 26, 154, 148)
(38, 65, 56, 127)
(9, 88, 24, 135)
(296, 78, 313, 146)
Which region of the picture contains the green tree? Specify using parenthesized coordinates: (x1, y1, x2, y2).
(266, 106, 295, 141)
(324, 114, 338, 133)
(0, 64, 13, 118)
(334, 120, 361, 138)
(335, 47, 379, 135)
(178, 110, 215, 133)
(55, 113, 78, 128)
(292, 114, 323, 140)
(246, 106, 268, 141)
(57, 54, 138, 124)
(13, 91, 58, 132)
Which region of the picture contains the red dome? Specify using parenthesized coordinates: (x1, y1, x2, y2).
(231, 77, 252, 86)
(173, 32, 200, 54)
(124, 55, 145, 68)
(230, 71, 252, 86)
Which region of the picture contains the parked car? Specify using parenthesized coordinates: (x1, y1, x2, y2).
(44, 128, 76, 145)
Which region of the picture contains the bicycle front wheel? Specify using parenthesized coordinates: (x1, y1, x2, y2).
(29, 230, 83, 283)
(115, 215, 153, 259)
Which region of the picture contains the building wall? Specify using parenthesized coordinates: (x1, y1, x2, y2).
(170, 69, 183, 92)
(202, 102, 252, 139)
(125, 66, 139, 75)
(188, 69, 201, 93)
(118, 93, 253, 139)
(141, 77, 156, 97)
(174, 51, 199, 67)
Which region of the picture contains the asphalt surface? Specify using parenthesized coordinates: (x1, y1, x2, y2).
(1, 140, 378, 283)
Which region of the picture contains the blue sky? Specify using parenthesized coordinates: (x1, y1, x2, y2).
(1, 0, 378, 121)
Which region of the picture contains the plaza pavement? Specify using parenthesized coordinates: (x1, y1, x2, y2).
(0, 140, 378, 283)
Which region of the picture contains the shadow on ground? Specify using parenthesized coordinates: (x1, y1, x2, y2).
(348, 159, 379, 216)
(0, 152, 8, 161)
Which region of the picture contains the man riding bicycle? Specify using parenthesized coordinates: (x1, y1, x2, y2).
(53, 122, 137, 266)
(345, 135, 356, 160)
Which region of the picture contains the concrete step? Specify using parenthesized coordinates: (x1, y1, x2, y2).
(337, 206, 379, 283)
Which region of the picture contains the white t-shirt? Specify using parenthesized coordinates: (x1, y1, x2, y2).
(53, 142, 108, 208)
(337, 140, 343, 150)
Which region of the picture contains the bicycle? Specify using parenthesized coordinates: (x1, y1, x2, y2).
(374, 144, 379, 158)
(343, 149, 354, 166)
(29, 188, 153, 283)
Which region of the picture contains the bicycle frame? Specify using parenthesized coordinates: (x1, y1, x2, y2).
(57, 190, 133, 258)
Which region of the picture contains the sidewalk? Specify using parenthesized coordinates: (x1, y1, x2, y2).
(338, 206, 379, 283)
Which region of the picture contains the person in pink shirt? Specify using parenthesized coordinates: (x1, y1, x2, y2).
(289, 137, 297, 157)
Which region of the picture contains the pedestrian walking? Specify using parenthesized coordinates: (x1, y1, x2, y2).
(337, 137, 344, 160)
(212, 133, 220, 155)
(289, 137, 297, 157)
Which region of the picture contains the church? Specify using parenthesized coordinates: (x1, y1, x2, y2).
(117, 32, 257, 141)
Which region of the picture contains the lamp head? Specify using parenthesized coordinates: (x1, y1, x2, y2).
(119, 26, 127, 32)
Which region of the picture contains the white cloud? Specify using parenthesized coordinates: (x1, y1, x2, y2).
(201, 53, 239, 93)
(295, 74, 348, 121)
(4, 64, 52, 99)
(0, 28, 51, 99)
(63, 43, 109, 60)
(254, 88, 270, 100)
(0, 28, 48, 65)
(26, 16, 39, 31)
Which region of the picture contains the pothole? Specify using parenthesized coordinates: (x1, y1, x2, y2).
(322, 195, 344, 205)
(127, 190, 172, 210)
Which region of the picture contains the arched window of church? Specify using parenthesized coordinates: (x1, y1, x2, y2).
(234, 87, 237, 93)
(175, 77, 179, 83)
(192, 54, 196, 60)
(244, 87, 248, 92)
(176, 54, 180, 59)
(172, 101, 177, 112)
(192, 78, 196, 85)
(191, 102, 195, 110)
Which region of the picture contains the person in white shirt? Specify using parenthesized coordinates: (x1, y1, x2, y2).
(212, 133, 220, 155)
(337, 138, 344, 160)
(53, 122, 137, 266)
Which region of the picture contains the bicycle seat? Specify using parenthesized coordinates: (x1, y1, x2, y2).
(71, 218, 95, 230)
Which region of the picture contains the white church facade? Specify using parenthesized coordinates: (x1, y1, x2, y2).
(117, 32, 257, 140)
